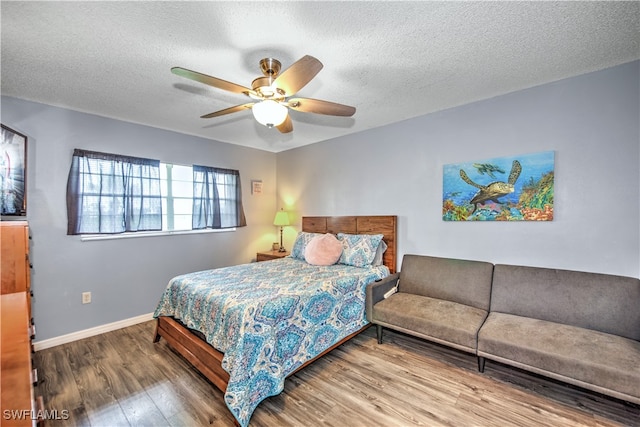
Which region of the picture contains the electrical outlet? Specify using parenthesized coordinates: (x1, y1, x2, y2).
(82, 292, 92, 304)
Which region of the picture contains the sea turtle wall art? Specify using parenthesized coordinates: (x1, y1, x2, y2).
(443, 151, 554, 221)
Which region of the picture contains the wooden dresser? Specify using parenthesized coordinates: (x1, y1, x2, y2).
(1, 221, 31, 295)
(1, 220, 42, 426)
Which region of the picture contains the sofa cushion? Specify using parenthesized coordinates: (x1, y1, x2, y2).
(398, 255, 494, 311)
(491, 264, 640, 340)
(371, 292, 488, 353)
(478, 312, 640, 402)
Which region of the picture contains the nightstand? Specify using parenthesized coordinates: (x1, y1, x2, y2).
(256, 250, 290, 262)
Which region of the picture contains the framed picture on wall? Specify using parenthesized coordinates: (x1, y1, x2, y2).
(442, 151, 554, 221)
(1, 124, 27, 216)
(251, 180, 263, 195)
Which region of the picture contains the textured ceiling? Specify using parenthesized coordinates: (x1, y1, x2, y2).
(1, 1, 638, 153)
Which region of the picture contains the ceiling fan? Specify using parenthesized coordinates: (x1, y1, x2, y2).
(171, 55, 356, 133)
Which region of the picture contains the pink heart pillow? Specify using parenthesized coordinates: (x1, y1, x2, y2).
(304, 233, 343, 266)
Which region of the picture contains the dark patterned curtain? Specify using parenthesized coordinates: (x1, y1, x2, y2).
(66, 149, 162, 235)
(192, 165, 246, 229)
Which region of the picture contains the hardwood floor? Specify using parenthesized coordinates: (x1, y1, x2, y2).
(34, 321, 639, 426)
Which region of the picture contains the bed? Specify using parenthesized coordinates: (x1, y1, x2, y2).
(152, 215, 397, 426)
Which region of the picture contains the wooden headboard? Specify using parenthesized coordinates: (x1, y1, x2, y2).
(302, 215, 398, 274)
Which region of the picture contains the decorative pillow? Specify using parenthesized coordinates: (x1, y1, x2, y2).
(371, 240, 388, 266)
(290, 231, 323, 260)
(337, 233, 384, 268)
(304, 233, 343, 266)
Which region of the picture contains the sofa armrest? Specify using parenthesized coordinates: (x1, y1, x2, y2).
(365, 273, 400, 321)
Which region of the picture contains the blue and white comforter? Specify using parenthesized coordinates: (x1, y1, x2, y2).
(153, 257, 389, 426)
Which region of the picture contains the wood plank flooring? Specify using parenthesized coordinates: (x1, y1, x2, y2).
(34, 321, 640, 426)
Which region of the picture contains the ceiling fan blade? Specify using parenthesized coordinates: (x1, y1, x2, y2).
(200, 103, 254, 118)
(172, 67, 255, 96)
(273, 55, 323, 96)
(287, 98, 356, 116)
(276, 115, 293, 133)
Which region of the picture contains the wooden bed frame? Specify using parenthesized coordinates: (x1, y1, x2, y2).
(153, 215, 397, 396)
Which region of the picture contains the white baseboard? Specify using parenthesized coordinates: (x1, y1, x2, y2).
(33, 312, 155, 351)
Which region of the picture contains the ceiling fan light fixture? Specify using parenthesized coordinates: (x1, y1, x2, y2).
(251, 76, 276, 97)
(252, 100, 288, 128)
(173, 55, 355, 134)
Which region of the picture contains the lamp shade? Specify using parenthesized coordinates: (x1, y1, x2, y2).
(273, 210, 290, 226)
(252, 100, 288, 127)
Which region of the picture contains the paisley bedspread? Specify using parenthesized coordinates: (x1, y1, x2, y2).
(153, 257, 389, 427)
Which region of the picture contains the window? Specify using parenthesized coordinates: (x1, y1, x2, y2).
(66, 149, 162, 235)
(192, 165, 246, 230)
(160, 163, 193, 231)
(67, 149, 246, 235)
(161, 163, 246, 231)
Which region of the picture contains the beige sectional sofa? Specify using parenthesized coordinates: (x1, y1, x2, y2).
(366, 254, 493, 371)
(366, 254, 640, 405)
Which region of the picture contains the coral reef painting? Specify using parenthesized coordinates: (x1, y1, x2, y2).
(443, 151, 554, 221)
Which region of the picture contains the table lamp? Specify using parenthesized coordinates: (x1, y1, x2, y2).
(273, 209, 290, 252)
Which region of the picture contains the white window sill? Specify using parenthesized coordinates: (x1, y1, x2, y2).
(80, 227, 235, 241)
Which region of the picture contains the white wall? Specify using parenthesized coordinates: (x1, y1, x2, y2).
(1, 97, 278, 340)
(277, 61, 640, 278)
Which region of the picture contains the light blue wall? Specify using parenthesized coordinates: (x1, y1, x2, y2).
(3, 61, 638, 341)
(277, 61, 640, 278)
(1, 97, 278, 340)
